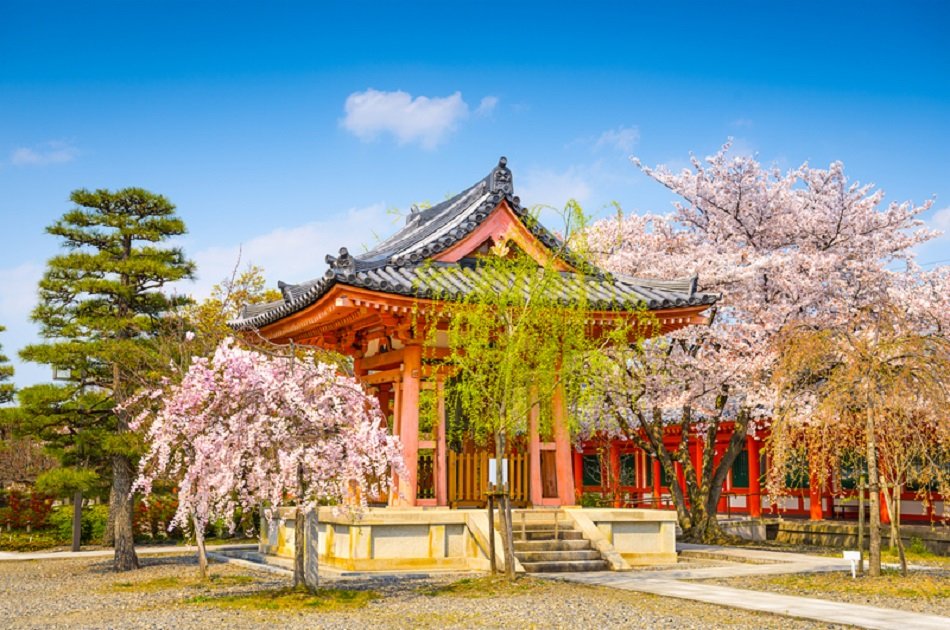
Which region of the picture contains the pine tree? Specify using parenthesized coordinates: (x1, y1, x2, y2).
(0, 325, 13, 406)
(20, 188, 195, 571)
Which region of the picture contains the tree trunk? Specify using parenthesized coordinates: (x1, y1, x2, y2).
(72, 490, 83, 552)
(102, 486, 115, 546)
(893, 486, 907, 576)
(111, 359, 138, 572)
(487, 494, 497, 574)
(865, 403, 882, 577)
(293, 462, 318, 592)
(493, 430, 516, 580)
(193, 516, 208, 579)
(112, 453, 139, 571)
(857, 475, 865, 576)
(294, 506, 305, 589)
(503, 494, 516, 580)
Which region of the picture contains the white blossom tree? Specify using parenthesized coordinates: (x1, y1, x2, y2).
(582, 142, 935, 542)
(131, 338, 405, 590)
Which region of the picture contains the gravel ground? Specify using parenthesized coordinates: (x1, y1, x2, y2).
(701, 570, 950, 616)
(0, 553, 851, 629)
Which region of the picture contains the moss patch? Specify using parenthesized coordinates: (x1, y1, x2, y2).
(420, 575, 550, 598)
(187, 587, 378, 611)
(111, 573, 257, 593)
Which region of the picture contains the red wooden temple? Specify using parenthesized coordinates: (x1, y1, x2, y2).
(575, 424, 945, 525)
(231, 157, 717, 508)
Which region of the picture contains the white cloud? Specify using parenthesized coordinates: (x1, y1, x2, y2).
(931, 206, 950, 231)
(475, 96, 499, 117)
(183, 203, 391, 299)
(0, 262, 47, 388)
(518, 166, 592, 211)
(594, 126, 640, 153)
(341, 89, 470, 149)
(10, 141, 79, 166)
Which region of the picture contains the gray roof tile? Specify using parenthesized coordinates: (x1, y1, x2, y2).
(230, 157, 718, 331)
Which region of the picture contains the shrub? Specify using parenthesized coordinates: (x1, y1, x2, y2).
(48, 503, 110, 544)
(0, 490, 54, 530)
(0, 530, 65, 552)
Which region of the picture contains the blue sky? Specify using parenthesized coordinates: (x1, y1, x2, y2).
(1, 0, 948, 387)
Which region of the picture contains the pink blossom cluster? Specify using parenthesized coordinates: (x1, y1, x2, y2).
(131, 338, 405, 532)
(582, 142, 939, 438)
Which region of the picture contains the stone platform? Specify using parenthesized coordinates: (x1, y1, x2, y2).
(260, 507, 677, 573)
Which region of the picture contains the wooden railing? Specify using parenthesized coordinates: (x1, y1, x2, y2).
(448, 450, 530, 508)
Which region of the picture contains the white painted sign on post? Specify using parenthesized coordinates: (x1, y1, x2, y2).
(488, 458, 509, 489)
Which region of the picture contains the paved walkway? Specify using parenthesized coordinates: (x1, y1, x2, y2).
(540, 543, 950, 630)
(0, 543, 256, 562)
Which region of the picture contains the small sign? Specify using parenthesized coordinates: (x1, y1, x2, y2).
(843, 550, 862, 578)
(488, 458, 508, 488)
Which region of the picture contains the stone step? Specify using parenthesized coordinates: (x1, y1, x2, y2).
(520, 559, 610, 573)
(514, 529, 584, 541)
(516, 549, 602, 563)
(495, 522, 574, 531)
(513, 539, 592, 552)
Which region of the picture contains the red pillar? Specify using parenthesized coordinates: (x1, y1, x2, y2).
(552, 383, 576, 505)
(880, 492, 891, 524)
(809, 471, 823, 521)
(690, 439, 703, 485)
(397, 345, 421, 506)
(609, 442, 622, 507)
(747, 436, 762, 518)
(652, 459, 662, 507)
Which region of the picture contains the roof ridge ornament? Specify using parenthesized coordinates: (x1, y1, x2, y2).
(325, 247, 355, 273)
(489, 156, 513, 195)
(277, 280, 295, 302)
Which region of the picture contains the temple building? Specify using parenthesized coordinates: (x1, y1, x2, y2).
(231, 157, 717, 510)
(231, 158, 942, 571)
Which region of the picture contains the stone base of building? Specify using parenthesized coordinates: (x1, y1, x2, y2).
(260, 506, 678, 572)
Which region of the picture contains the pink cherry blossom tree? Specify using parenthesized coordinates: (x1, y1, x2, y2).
(582, 142, 935, 543)
(131, 338, 404, 590)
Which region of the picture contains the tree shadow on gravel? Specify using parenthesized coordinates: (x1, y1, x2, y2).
(87, 553, 206, 574)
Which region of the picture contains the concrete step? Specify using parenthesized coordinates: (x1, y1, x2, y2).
(516, 549, 602, 563)
(514, 529, 584, 541)
(520, 559, 610, 573)
(513, 539, 592, 552)
(498, 522, 574, 531)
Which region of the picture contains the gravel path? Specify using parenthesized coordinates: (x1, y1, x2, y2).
(0, 553, 850, 629)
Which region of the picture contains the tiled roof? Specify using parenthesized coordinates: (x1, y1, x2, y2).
(230, 157, 718, 331)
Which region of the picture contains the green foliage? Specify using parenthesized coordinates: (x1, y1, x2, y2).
(15, 189, 196, 557)
(20, 187, 195, 395)
(48, 503, 109, 543)
(183, 264, 281, 354)
(419, 202, 615, 460)
(35, 467, 100, 497)
(10, 383, 115, 482)
(0, 325, 14, 406)
(0, 530, 65, 551)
